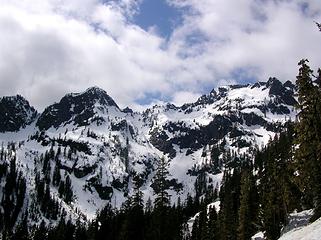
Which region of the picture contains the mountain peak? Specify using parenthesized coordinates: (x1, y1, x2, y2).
(66, 86, 119, 109)
(0, 94, 37, 132)
(84, 86, 107, 96)
(36, 87, 120, 130)
(266, 77, 282, 87)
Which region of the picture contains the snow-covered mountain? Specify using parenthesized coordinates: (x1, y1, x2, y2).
(0, 94, 37, 132)
(0, 77, 297, 223)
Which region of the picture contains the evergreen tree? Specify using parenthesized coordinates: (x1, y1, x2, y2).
(295, 59, 321, 221)
(75, 219, 87, 240)
(257, 127, 301, 239)
(33, 221, 48, 240)
(191, 215, 200, 240)
(218, 168, 241, 240)
(208, 206, 218, 240)
(53, 160, 61, 187)
(151, 156, 172, 240)
(64, 175, 73, 204)
(12, 212, 29, 240)
(153, 156, 170, 209)
(120, 177, 145, 240)
(237, 168, 259, 240)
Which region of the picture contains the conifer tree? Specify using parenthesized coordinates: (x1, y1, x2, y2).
(208, 206, 218, 240)
(75, 219, 88, 240)
(120, 177, 145, 240)
(153, 156, 170, 209)
(295, 59, 321, 221)
(64, 175, 73, 204)
(152, 156, 171, 240)
(218, 168, 241, 240)
(237, 168, 259, 240)
(12, 212, 29, 240)
(53, 160, 61, 187)
(33, 221, 47, 240)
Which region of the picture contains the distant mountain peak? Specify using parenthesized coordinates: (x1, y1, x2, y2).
(85, 86, 110, 95)
(122, 107, 133, 113)
(266, 77, 281, 87)
(36, 87, 119, 130)
(0, 94, 37, 132)
(66, 86, 119, 109)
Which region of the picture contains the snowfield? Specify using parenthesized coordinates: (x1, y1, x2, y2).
(279, 212, 321, 240)
(251, 210, 317, 240)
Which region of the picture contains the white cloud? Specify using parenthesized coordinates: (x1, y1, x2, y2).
(172, 91, 201, 106)
(0, 0, 320, 111)
(168, 0, 321, 81)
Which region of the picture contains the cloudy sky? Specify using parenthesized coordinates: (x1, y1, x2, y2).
(0, 0, 321, 110)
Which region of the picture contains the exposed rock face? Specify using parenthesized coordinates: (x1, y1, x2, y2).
(147, 78, 297, 157)
(36, 87, 119, 130)
(0, 95, 37, 132)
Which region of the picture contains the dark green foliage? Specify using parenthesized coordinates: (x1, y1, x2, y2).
(0, 150, 27, 235)
(153, 157, 170, 209)
(57, 175, 74, 204)
(46, 217, 75, 240)
(119, 178, 145, 240)
(191, 206, 209, 240)
(256, 124, 301, 240)
(64, 175, 74, 204)
(208, 206, 218, 240)
(315, 21, 321, 31)
(210, 144, 222, 173)
(194, 171, 207, 198)
(12, 212, 29, 240)
(53, 160, 61, 187)
(295, 60, 321, 221)
(218, 168, 241, 240)
(35, 163, 61, 220)
(74, 219, 88, 240)
(33, 221, 48, 240)
(237, 168, 259, 240)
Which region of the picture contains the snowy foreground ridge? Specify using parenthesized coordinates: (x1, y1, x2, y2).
(279, 217, 321, 240)
(251, 210, 316, 240)
(0, 78, 297, 221)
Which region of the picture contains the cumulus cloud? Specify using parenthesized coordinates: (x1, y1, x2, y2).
(168, 0, 321, 81)
(0, 0, 320, 111)
(172, 91, 201, 106)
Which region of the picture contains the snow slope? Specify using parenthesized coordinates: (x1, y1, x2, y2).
(279, 211, 321, 240)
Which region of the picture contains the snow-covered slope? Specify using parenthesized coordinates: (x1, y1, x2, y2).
(0, 77, 297, 224)
(279, 218, 321, 240)
(278, 210, 321, 240)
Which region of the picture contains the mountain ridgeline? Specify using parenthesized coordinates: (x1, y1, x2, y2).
(1, 63, 321, 240)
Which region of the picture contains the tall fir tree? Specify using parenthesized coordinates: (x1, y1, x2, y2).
(295, 59, 321, 221)
(237, 168, 259, 240)
(153, 156, 170, 209)
(151, 156, 171, 240)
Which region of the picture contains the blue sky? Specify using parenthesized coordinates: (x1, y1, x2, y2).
(0, 0, 321, 110)
(133, 0, 183, 37)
